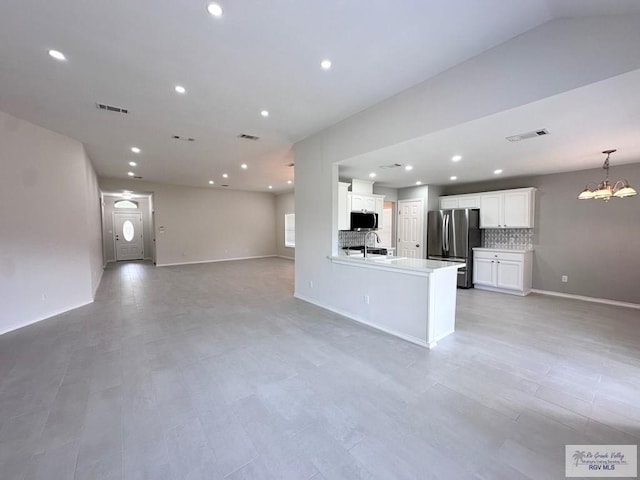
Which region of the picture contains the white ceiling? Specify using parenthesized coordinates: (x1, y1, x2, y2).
(1, 1, 640, 193)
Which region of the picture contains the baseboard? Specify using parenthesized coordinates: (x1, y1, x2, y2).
(0, 299, 94, 336)
(157, 254, 277, 267)
(474, 285, 530, 296)
(277, 255, 295, 260)
(293, 293, 429, 348)
(531, 289, 640, 310)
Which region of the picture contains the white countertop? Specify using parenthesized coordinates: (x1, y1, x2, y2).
(331, 253, 465, 275)
(473, 247, 534, 253)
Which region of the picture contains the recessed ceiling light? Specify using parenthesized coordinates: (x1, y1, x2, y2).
(131, 147, 141, 154)
(320, 59, 332, 70)
(450, 176, 457, 181)
(241, 163, 248, 169)
(369, 172, 376, 178)
(452, 155, 462, 162)
(494, 169, 503, 175)
(268, 185, 273, 190)
(287, 180, 292, 184)
(416, 181, 422, 185)
(207, 3, 223, 17)
(48, 49, 66, 61)
(209, 180, 214, 185)
(405, 165, 413, 171)
(127, 171, 135, 177)
(222, 173, 229, 178)
(129, 161, 137, 167)
(175, 85, 186, 94)
(261, 110, 269, 117)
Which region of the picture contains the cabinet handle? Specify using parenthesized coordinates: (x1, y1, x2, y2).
(497, 261, 500, 264)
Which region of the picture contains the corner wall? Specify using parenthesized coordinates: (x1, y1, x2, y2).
(0, 111, 103, 334)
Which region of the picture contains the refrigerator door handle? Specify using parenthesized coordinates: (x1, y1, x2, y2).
(444, 214, 450, 252)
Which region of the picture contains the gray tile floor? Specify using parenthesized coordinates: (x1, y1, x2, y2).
(1, 258, 639, 479)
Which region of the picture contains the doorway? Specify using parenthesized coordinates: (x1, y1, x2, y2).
(113, 212, 144, 261)
(397, 199, 424, 258)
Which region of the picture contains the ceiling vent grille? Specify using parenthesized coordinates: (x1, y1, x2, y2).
(506, 129, 549, 142)
(96, 103, 128, 114)
(379, 163, 403, 169)
(172, 135, 195, 142)
(238, 133, 260, 141)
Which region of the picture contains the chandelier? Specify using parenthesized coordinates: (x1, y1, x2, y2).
(577, 149, 637, 201)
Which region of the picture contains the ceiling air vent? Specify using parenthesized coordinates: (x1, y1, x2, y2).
(379, 163, 403, 169)
(132, 175, 143, 179)
(96, 103, 128, 114)
(506, 128, 549, 142)
(238, 133, 260, 141)
(172, 135, 195, 142)
(221, 184, 229, 187)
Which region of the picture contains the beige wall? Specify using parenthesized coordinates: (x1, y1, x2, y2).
(275, 192, 295, 259)
(99, 178, 277, 266)
(440, 163, 640, 304)
(0, 110, 103, 334)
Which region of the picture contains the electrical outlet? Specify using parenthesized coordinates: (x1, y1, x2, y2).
(561, 275, 568, 283)
(364, 295, 370, 304)
(309, 280, 313, 288)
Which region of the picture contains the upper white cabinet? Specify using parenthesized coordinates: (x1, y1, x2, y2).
(440, 188, 536, 229)
(480, 188, 535, 228)
(439, 194, 480, 209)
(338, 180, 385, 230)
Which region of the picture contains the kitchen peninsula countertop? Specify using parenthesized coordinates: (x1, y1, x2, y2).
(331, 253, 464, 275)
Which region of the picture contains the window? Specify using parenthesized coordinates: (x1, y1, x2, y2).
(122, 220, 135, 242)
(114, 200, 138, 209)
(284, 213, 295, 247)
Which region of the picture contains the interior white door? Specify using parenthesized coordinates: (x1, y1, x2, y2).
(114, 212, 144, 261)
(397, 200, 424, 259)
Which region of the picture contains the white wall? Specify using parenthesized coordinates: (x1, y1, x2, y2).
(99, 178, 277, 266)
(293, 15, 640, 310)
(0, 110, 103, 334)
(275, 192, 295, 259)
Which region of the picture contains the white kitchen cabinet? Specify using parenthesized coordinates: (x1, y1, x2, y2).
(479, 188, 535, 228)
(440, 188, 535, 228)
(439, 194, 480, 209)
(338, 182, 350, 230)
(347, 192, 385, 228)
(472, 248, 533, 296)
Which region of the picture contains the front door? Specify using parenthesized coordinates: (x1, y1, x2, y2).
(114, 212, 144, 261)
(397, 199, 424, 259)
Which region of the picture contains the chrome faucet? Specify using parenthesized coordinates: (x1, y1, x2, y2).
(364, 231, 381, 258)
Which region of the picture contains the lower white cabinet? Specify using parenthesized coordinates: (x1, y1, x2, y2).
(473, 248, 533, 296)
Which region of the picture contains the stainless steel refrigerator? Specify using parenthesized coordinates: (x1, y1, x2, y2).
(427, 208, 481, 288)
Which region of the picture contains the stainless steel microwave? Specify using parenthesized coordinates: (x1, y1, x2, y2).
(350, 211, 378, 231)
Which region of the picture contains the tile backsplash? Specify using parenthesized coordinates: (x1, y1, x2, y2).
(338, 230, 377, 249)
(482, 228, 533, 250)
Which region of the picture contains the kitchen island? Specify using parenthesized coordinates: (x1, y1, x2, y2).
(326, 254, 464, 348)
